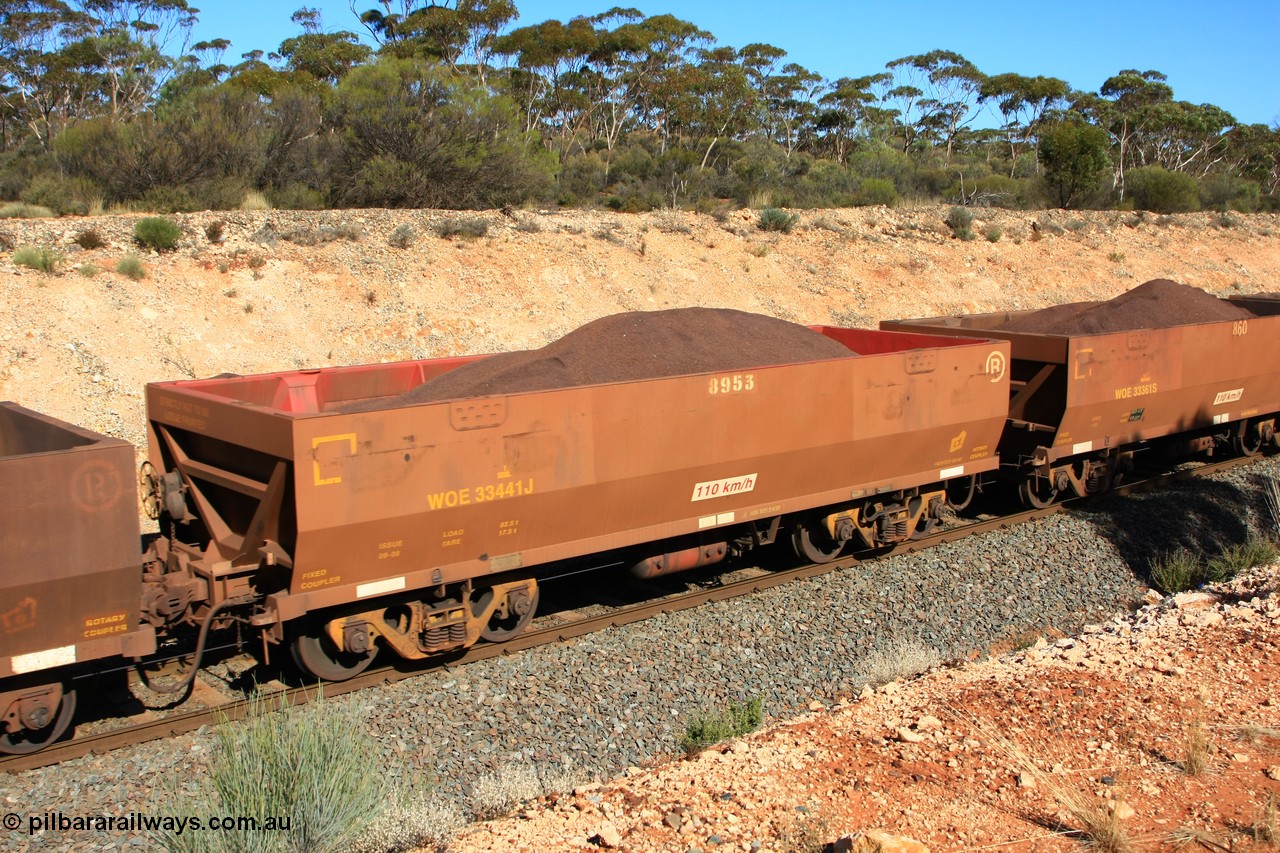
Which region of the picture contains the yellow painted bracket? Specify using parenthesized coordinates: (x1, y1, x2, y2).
(313, 433, 357, 486)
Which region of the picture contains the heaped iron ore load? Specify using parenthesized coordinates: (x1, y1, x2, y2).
(143, 308, 1010, 681)
(882, 280, 1280, 506)
(0, 404, 155, 753)
(344, 307, 858, 408)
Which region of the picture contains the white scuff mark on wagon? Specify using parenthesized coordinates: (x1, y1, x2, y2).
(356, 576, 406, 598)
(12, 645, 75, 674)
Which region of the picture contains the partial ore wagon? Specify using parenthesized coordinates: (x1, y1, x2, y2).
(0, 404, 155, 752)
(882, 307, 1280, 505)
(143, 327, 1011, 680)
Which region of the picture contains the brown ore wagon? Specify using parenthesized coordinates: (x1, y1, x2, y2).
(143, 326, 1011, 680)
(0, 403, 155, 753)
(882, 291, 1280, 506)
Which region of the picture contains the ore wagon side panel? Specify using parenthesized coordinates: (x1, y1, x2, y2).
(148, 329, 1009, 622)
(0, 404, 152, 677)
(278, 331, 1010, 611)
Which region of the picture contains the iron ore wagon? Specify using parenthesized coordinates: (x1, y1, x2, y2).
(140, 322, 1011, 681)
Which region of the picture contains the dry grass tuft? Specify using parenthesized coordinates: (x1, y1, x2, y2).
(1168, 826, 1230, 850)
(1182, 717, 1210, 777)
(240, 190, 272, 210)
(1255, 793, 1279, 846)
(964, 713, 1133, 853)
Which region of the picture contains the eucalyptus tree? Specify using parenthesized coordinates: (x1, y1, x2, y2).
(762, 61, 825, 159)
(883, 49, 984, 161)
(77, 0, 198, 117)
(354, 0, 516, 83)
(1076, 69, 1174, 198)
(279, 7, 372, 84)
(0, 0, 94, 148)
(1130, 99, 1236, 177)
(978, 72, 1068, 174)
(812, 74, 885, 164)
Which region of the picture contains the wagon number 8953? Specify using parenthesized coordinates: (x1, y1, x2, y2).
(708, 373, 755, 395)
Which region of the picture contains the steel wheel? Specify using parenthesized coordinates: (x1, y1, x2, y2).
(790, 517, 845, 563)
(474, 585, 540, 643)
(290, 621, 375, 682)
(1233, 419, 1264, 457)
(0, 685, 76, 755)
(945, 475, 977, 511)
(1017, 474, 1058, 509)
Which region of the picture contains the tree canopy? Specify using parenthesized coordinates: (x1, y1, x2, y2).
(1, 2, 1274, 213)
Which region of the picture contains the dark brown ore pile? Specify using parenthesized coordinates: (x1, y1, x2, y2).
(997, 279, 1254, 334)
(348, 308, 855, 409)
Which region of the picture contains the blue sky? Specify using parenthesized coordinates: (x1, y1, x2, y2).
(192, 0, 1280, 127)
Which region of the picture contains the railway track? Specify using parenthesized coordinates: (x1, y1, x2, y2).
(0, 453, 1258, 775)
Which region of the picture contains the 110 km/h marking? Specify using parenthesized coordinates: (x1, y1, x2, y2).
(691, 473, 757, 502)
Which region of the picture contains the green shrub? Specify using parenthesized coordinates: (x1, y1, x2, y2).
(974, 174, 1026, 208)
(271, 184, 326, 210)
(1200, 175, 1261, 213)
(854, 178, 899, 208)
(1127, 166, 1200, 213)
(984, 225, 1003, 242)
(757, 207, 797, 233)
(116, 254, 146, 280)
(75, 228, 106, 250)
(945, 205, 974, 238)
(1149, 547, 1200, 593)
(21, 173, 99, 215)
(76, 262, 102, 277)
(13, 245, 63, 273)
(435, 216, 490, 240)
(155, 693, 385, 853)
(134, 217, 182, 251)
(141, 184, 199, 214)
(680, 696, 764, 755)
(0, 202, 56, 219)
(1205, 539, 1279, 583)
(388, 224, 418, 248)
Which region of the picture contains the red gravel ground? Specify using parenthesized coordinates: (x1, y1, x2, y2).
(447, 567, 1280, 853)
